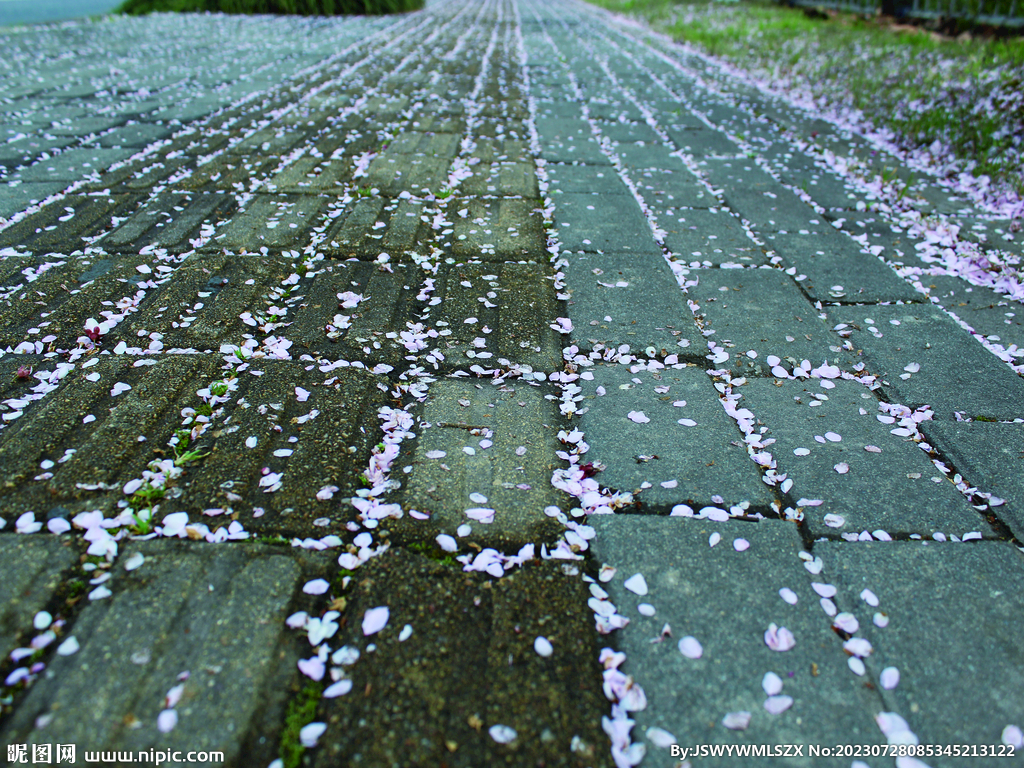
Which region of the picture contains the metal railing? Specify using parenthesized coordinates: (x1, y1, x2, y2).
(784, 0, 1024, 27)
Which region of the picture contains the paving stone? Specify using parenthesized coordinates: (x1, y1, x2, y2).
(667, 127, 743, 158)
(578, 364, 773, 510)
(762, 230, 919, 304)
(535, 118, 610, 165)
(951, 216, 1024, 258)
(0, 540, 304, 764)
(632, 168, 714, 212)
(428, 262, 562, 370)
(0, 193, 141, 253)
(662, 208, 767, 266)
(916, 274, 1024, 354)
(450, 197, 547, 262)
(741, 379, 981, 538)
(562, 251, 702, 354)
(310, 548, 611, 768)
(829, 304, 1024, 420)
(363, 152, 453, 197)
(585, 100, 644, 123)
(175, 362, 385, 539)
(700, 158, 826, 233)
(0, 536, 80, 657)
(919, 421, 1024, 541)
(95, 122, 173, 149)
(817, 539, 1024, 763)
(832, 214, 916, 264)
(267, 155, 353, 195)
(612, 141, 687, 174)
(544, 163, 628, 195)
(214, 194, 324, 251)
(100, 191, 234, 252)
(401, 378, 564, 548)
(13, 147, 133, 184)
(321, 196, 432, 261)
(689, 268, 846, 373)
(589, 516, 885, 765)
(0, 182, 66, 221)
(553, 192, 661, 255)
(461, 160, 538, 197)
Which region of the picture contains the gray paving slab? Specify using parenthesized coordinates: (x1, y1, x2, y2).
(0, 188, 56, 224)
(689, 268, 847, 373)
(741, 378, 982, 538)
(553, 192, 661, 255)
(817, 540, 1024, 766)
(762, 230, 920, 304)
(309, 548, 611, 768)
(700, 158, 827, 234)
(401, 378, 564, 548)
(829, 304, 1024, 420)
(0, 536, 80, 657)
(632, 169, 715, 212)
(666, 127, 744, 158)
(920, 421, 1024, 540)
(578, 364, 773, 510)
(562, 250, 703, 354)
(427, 262, 562, 370)
(535, 117, 611, 165)
(916, 273, 1024, 353)
(662, 207, 767, 266)
(0, 540, 304, 766)
(544, 163, 630, 195)
(450, 197, 547, 262)
(215, 194, 324, 251)
(589, 516, 885, 765)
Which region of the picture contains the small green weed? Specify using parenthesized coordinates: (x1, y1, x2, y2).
(279, 683, 323, 768)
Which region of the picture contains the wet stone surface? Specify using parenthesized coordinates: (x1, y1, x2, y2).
(2, 0, 1024, 764)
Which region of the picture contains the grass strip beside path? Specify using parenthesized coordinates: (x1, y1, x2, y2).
(587, 0, 1024, 197)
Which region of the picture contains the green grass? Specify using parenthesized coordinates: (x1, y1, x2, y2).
(588, 0, 1024, 194)
(279, 683, 323, 768)
(117, 0, 422, 16)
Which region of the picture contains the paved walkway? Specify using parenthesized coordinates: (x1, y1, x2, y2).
(1, 1, 1023, 766)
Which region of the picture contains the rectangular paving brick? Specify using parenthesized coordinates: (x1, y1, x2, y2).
(662, 207, 766, 266)
(553, 192, 661, 255)
(829, 304, 1024, 420)
(428, 262, 562, 370)
(762, 230, 919, 304)
(741, 379, 981, 538)
(0, 541, 303, 764)
(920, 421, 1024, 541)
(214, 194, 324, 251)
(578, 364, 773, 510)
(401, 379, 564, 548)
(322, 196, 432, 261)
(563, 251, 702, 354)
(690, 268, 847, 374)
(310, 549, 611, 768)
(589, 516, 885, 765)
(818, 540, 1024, 763)
(450, 197, 547, 262)
(0, 537, 79, 656)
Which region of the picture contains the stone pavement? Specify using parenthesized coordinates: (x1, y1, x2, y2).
(1, 0, 1023, 766)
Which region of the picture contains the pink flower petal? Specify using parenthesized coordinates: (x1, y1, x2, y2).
(627, 411, 650, 424)
(764, 623, 795, 651)
(764, 695, 793, 715)
(362, 606, 390, 636)
(762, 672, 783, 696)
(722, 711, 751, 730)
(880, 667, 900, 690)
(678, 636, 703, 659)
(733, 538, 750, 552)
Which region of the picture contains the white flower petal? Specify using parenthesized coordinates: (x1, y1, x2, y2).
(623, 573, 648, 596)
(362, 606, 390, 636)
